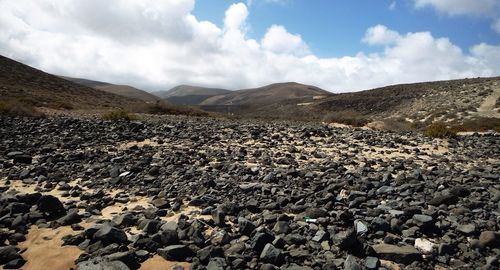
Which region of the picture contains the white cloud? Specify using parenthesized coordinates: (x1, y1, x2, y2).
(261, 25, 309, 56)
(414, 0, 499, 16)
(362, 25, 401, 45)
(0, 1, 499, 92)
(224, 3, 248, 31)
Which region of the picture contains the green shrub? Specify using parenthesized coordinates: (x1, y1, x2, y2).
(101, 110, 137, 121)
(423, 123, 457, 138)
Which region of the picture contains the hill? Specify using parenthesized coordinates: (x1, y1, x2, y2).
(63, 77, 162, 103)
(154, 85, 232, 105)
(159, 85, 232, 98)
(311, 77, 500, 128)
(197, 77, 499, 131)
(0, 55, 148, 112)
(200, 82, 331, 106)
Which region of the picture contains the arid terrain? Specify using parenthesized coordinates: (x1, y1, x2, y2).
(0, 54, 499, 270)
(0, 115, 499, 270)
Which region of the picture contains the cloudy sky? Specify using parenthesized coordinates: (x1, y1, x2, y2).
(0, 0, 499, 92)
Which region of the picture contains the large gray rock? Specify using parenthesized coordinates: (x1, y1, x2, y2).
(478, 231, 500, 249)
(93, 225, 128, 245)
(260, 243, 285, 266)
(158, 245, 193, 261)
(75, 258, 130, 270)
(427, 193, 458, 206)
(0, 246, 22, 264)
(372, 244, 421, 265)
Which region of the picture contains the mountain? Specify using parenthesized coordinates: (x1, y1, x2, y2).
(0, 55, 147, 111)
(310, 77, 500, 125)
(200, 82, 331, 106)
(63, 77, 162, 103)
(61, 77, 110, 88)
(154, 85, 232, 105)
(195, 77, 499, 131)
(159, 85, 232, 98)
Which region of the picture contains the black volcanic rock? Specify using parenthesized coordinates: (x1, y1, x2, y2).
(0, 246, 22, 265)
(37, 195, 65, 216)
(0, 113, 498, 269)
(157, 245, 193, 261)
(93, 225, 128, 245)
(372, 244, 421, 265)
(427, 193, 459, 206)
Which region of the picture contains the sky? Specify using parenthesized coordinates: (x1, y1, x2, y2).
(0, 0, 499, 92)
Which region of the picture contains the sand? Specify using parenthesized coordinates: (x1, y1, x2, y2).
(139, 255, 190, 270)
(18, 226, 82, 270)
(118, 138, 160, 150)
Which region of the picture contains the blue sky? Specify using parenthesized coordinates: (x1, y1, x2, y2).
(0, 0, 499, 91)
(193, 0, 499, 58)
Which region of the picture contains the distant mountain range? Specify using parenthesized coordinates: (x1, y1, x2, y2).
(1, 54, 498, 131)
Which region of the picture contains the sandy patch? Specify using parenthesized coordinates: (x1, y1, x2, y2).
(18, 226, 82, 270)
(475, 85, 500, 118)
(118, 138, 160, 150)
(139, 255, 190, 270)
(1, 178, 87, 202)
(379, 260, 401, 270)
(327, 122, 352, 129)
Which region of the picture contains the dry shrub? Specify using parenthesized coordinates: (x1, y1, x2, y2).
(0, 100, 44, 117)
(101, 110, 138, 121)
(323, 111, 369, 127)
(49, 101, 74, 110)
(451, 117, 500, 133)
(143, 103, 209, 117)
(423, 122, 457, 138)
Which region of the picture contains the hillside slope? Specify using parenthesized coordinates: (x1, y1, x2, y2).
(200, 82, 331, 106)
(154, 85, 232, 105)
(64, 77, 162, 103)
(0, 56, 147, 110)
(196, 77, 499, 131)
(312, 77, 500, 126)
(159, 85, 232, 98)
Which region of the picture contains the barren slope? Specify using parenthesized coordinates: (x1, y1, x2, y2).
(200, 82, 331, 106)
(0, 55, 147, 110)
(64, 77, 162, 103)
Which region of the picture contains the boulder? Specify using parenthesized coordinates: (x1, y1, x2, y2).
(157, 245, 193, 261)
(260, 243, 285, 266)
(372, 244, 421, 265)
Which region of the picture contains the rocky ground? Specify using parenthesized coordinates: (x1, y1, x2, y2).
(0, 115, 499, 270)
